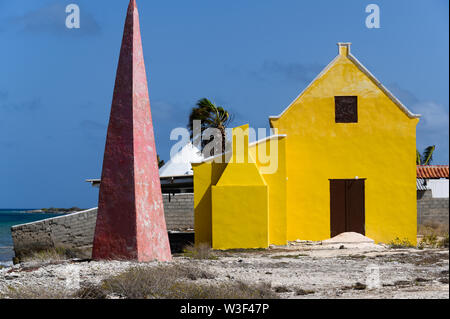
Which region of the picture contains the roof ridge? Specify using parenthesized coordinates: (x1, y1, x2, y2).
(417, 165, 449, 179)
(269, 43, 421, 120)
(417, 165, 449, 167)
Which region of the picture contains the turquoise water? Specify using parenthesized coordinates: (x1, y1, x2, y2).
(0, 209, 66, 265)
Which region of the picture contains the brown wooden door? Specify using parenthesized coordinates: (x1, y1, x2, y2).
(330, 179, 365, 237)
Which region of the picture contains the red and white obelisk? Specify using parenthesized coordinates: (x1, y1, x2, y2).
(92, 0, 172, 262)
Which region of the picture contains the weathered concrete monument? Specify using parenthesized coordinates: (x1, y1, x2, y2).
(92, 0, 172, 261)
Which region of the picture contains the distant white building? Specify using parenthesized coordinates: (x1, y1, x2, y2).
(87, 142, 204, 194)
(416, 165, 449, 227)
(159, 142, 204, 194)
(416, 165, 449, 198)
(159, 142, 203, 177)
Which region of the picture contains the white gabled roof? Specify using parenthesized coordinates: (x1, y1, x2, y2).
(269, 43, 421, 120)
(159, 142, 204, 177)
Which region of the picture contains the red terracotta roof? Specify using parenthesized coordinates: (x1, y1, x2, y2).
(417, 165, 449, 179)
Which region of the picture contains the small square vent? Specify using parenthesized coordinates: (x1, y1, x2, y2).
(335, 96, 358, 123)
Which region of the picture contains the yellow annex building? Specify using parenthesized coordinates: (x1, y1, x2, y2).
(193, 43, 420, 249)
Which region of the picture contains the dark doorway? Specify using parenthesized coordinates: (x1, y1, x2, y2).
(330, 179, 365, 237)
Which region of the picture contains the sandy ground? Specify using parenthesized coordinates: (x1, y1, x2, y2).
(0, 242, 448, 299)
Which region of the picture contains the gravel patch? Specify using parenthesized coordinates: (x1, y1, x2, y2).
(1, 243, 448, 299)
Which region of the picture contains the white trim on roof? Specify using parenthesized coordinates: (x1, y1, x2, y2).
(347, 54, 420, 119)
(269, 55, 340, 120)
(249, 134, 287, 147)
(269, 44, 421, 120)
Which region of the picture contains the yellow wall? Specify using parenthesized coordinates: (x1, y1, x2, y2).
(270, 49, 418, 244)
(193, 128, 287, 248)
(192, 162, 227, 245)
(194, 44, 418, 248)
(212, 159, 269, 249)
(249, 137, 287, 245)
(212, 185, 269, 249)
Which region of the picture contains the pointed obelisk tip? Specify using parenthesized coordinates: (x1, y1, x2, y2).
(128, 0, 137, 9)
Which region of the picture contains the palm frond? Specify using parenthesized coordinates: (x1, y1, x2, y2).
(422, 145, 435, 165)
(416, 150, 422, 165)
(196, 98, 215, 110)
(187, 98, 233, 154)
(157, 155, 165, 168)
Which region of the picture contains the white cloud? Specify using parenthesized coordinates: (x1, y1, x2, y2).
(388, 83, 449, 163)
(414, 101, 449, 132)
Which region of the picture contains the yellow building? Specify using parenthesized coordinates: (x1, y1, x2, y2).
(193, 43, 420, 249)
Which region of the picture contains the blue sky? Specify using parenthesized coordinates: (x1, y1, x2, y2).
(0, 0, 448, 208)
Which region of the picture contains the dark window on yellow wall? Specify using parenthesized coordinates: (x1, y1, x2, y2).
(335, 96, 358, 123)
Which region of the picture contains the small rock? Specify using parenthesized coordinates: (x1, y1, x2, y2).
(274, 286, 292, 293)
(415, 277, 430, 283)
(296, 289, 315, 295)
(353, 282, 367, 290)
(394, 280, 410, 286)
(339, 245, 345, 249)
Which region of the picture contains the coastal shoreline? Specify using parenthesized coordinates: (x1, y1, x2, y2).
(18, 208, 84, 214)
(0, 260, 13, 268)
(1, 209, 83, 267)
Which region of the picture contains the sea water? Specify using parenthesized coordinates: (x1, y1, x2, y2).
(0, 209, 65, 266)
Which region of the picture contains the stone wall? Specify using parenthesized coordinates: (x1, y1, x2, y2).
(13, 189, 446, 258)
(11, 193, 194, 259)
(162, 193, 194, 230)
(417, 190, 449, 227)
(11, 208, 98, 259)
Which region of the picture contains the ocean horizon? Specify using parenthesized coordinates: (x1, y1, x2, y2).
(0, 209, 66, 265)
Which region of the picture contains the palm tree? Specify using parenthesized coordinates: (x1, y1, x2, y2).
(157, 155, 165, 168)
(188, 98, 232, 155)
(416, 145, 435, 165)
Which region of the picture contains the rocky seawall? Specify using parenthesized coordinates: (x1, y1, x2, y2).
(10, 194, 195, 262)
